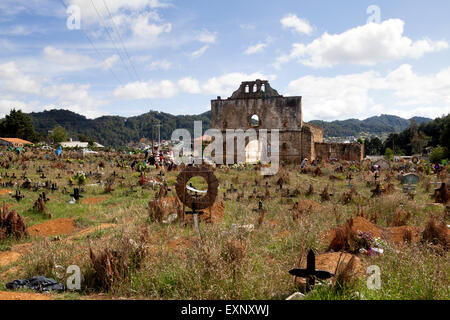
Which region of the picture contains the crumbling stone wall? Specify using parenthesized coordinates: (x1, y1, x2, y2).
(301, 124, 323, 161)
(211, 80, 305, 163)
(210, 80, 363, 164)
(314, 142, 364, 162)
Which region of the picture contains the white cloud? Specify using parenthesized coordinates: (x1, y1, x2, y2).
(244, 37, 273, 55)
(202, 72, 277, 96)
(148, 59, 172, 70)
(0, 59, 104, 119)
(114, 72, 277, 99)
(0, 62, 40, 94)
(196, 30, 217, 44)
(131, 12, 172, 39)
(191, 45, 209, 59)
(287, 64, 450, 121)
(43, 83, 106, 119)
(178, 77, 201, 94)
(102, 54, 119, 70)
(114, 80, 178, 99)
(67, 0, 170, 24)
(0, 99, 33, 118)
(240, 24, 256, 31)
(43, 46, 96, 68)
(276, 19, 448, 68)
(281, 14, 313, 35)
(0, 25, 45, 36)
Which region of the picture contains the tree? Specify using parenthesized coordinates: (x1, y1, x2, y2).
(78, 134, 89, 142)
(384, 148, 394, 161)
(50, 125, 69, 144)
(429, 146, 446, 164)
(0, 109, 37, 142)
(365, 137, 383, 156)
(410, 130, 430, 155)
(439, 121, 450, 159)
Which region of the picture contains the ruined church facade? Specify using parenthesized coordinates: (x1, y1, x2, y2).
(211, 80, 363, 163)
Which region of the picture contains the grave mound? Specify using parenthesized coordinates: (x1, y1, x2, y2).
(294, 252, 364, 292)
(26, 218, 77, 237)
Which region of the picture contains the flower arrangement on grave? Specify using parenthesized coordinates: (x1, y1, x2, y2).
(356, 231, 385, 256)
(70, 172, 86, 185)
(135, 162, 150, 173)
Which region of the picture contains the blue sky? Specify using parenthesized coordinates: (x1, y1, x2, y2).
(1, 0, 450, 121)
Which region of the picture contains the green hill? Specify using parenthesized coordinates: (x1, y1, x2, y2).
(20, 110, 431, 148)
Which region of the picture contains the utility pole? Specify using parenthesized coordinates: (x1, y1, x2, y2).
(156, 122, 162, 154)
(151, 115, 154, 155)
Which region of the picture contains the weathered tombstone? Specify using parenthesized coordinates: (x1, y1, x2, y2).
(401, 173, 420, 185)
(373, 159, 390, 170)
(402, 173, 419, 195)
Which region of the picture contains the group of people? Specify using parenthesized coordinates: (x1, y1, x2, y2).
(300, 158, 321, 169)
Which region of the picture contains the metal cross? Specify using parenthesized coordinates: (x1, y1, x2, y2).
(289, 249, 334, 292)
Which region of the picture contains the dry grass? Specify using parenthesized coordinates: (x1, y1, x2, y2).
(0, 152, 449, 300)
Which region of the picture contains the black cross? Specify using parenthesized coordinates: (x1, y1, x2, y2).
(39, 192, 50, 203)
(12, 189, 25, 202)
(289, 249, 333, 292)
(70, 188, 83, 201)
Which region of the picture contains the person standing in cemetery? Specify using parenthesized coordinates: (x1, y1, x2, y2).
(301, 158, 309, 169)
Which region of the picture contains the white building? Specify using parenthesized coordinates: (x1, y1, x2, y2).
(60, 138, 104, 149)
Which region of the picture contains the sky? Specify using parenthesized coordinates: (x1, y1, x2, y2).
(1, 0, 450, 121)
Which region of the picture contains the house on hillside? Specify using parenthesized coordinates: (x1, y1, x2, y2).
(60, 138, 104, 149)
(0, 137, 33, 147)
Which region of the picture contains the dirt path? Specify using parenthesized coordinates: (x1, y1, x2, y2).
(0, 291, 53, 300)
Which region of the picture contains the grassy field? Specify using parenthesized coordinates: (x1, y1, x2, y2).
(0, 150, 448, 300)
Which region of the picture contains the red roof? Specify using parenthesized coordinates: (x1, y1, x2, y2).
(0, 137, 33, 145)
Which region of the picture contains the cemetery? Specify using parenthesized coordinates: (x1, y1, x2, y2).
(0, 145, 448, 300)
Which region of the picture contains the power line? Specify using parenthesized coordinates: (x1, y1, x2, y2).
(101, 0, 146, 90)
(58, 0, 126, 88)
(89, 0, 138, 85)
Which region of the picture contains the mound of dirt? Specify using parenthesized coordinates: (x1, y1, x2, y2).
(81, 196, 110, 205)
(319, 217, 382, 246)
(384, 226, 422, 245)
(26, 218, 77, 237)
(294, 252, 364, 292)
(182, 201, 226, 224)
(167, 236, 199, 252)
(0, 266, 22, 281)
(352, 217, 382, 238)
(0, 291, 53, 300)
(0, 251, 21, 268)
(320, 217, 423, 248)
(296, 200, 321, 210)
(0, 190, 12, 195)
